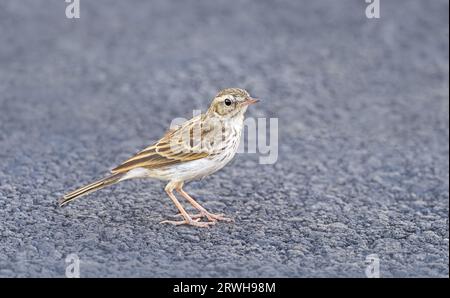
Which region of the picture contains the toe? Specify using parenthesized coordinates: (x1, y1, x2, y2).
(207, 213, 234, 222)
(191, 220, 215, 228)
(160, 220, 184, 225)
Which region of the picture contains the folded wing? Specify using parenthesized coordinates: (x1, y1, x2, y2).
(111, 115, 213, 173)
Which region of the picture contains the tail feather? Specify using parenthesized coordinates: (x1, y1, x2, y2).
(59, 173, 124, 207)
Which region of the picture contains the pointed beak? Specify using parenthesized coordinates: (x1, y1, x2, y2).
(242, 97, 259, 106)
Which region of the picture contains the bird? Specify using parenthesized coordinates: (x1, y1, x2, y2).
(59, 88, 259, 227)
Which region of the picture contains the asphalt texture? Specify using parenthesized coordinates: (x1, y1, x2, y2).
(0, 0, 448, 277)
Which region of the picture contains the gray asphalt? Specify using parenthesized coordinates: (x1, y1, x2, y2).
(0, 0, 448, 277)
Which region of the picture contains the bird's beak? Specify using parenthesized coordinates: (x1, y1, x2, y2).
(242, 97, 259, 106)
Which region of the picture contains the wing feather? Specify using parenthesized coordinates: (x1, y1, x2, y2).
(111, 115, 213, 173)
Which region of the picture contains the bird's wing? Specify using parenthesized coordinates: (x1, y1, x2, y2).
(111, 115, 215, 173)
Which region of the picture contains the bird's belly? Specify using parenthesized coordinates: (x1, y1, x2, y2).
(148, 155, 228, 182)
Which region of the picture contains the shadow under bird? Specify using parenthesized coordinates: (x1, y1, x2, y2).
(59, 88, 259, 227)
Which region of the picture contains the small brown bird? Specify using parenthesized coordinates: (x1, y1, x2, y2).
(59, 88, 258, 227)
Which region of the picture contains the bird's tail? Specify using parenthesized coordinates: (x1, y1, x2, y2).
(59, 173, 124, 207)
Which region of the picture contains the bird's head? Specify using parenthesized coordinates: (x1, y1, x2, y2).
(207, 88, 259, 119)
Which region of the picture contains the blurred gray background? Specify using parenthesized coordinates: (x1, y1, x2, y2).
(0, 0, 448, 277)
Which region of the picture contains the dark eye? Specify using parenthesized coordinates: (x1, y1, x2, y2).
(224, 98, 232, 106)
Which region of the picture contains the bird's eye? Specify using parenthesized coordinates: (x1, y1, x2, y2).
(224, 98, 232, 106)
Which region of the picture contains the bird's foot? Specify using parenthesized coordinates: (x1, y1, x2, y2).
(173, 211, 234, 223)
(160, 217, 215, 228)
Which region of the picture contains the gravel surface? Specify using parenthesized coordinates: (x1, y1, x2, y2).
(0, 0, 448, 277)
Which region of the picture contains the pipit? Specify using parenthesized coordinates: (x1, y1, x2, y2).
(59, 88, 258, 227)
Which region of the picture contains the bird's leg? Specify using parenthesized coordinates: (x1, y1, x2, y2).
(175, 185, 233, 222)
(160, 182, 215, 228)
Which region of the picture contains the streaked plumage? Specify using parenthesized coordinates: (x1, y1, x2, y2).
(59, 88, 258, 227)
